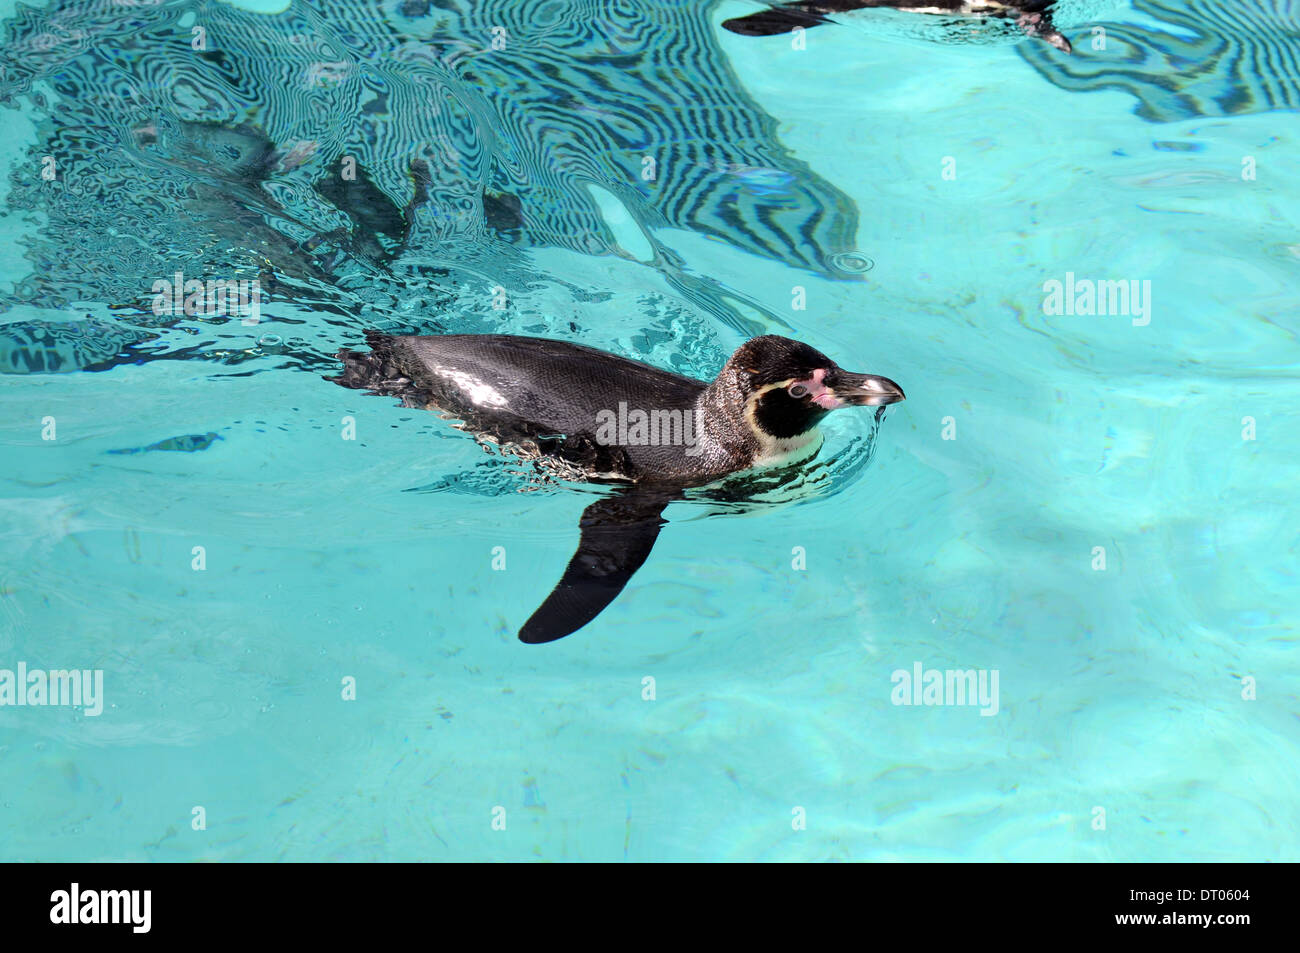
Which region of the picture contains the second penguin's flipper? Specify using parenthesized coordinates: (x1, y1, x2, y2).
(721, 1, 865, 36)
(518, 487, 676, 644)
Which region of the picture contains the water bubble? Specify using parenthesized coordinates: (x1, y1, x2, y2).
(827, 251, 874, 275)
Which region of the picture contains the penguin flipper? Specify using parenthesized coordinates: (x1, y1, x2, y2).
(722, 3, 832, 36)
(519, 487, 676, 644)
(721, 2, 863, 36)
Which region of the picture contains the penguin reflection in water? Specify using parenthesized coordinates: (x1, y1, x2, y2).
(330, 333, 905, 643)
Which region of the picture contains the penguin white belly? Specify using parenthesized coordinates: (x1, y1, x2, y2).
(751, 429, 824, 468)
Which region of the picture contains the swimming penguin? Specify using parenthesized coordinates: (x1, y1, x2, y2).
(723, 0, 1072, 52)
(330, 332, 904, 643)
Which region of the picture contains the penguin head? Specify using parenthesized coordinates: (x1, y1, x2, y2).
(720, 335, 905, 441)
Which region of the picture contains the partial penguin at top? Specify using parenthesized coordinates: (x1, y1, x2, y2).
(723, 1, 1073, 52)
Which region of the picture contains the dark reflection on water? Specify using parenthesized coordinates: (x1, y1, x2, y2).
(1019, 0, 1300, 122)
(0, 0, 870, 379)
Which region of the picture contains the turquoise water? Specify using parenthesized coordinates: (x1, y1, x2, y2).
(1, 0, 1297, 861)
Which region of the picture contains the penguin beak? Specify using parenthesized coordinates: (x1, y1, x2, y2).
(829, 370, 906, 406)
(1046, 31, 1072, 54)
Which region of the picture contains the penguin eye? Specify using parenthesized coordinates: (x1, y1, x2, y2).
(789, 383, 809, 398)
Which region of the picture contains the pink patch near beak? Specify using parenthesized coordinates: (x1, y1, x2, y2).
(796, 368, 844, 410)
